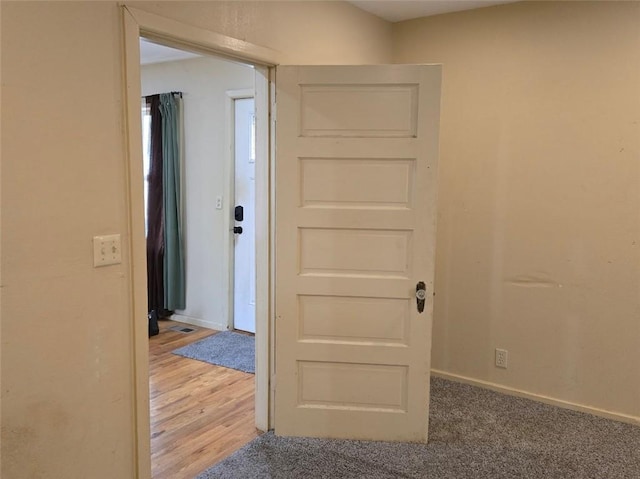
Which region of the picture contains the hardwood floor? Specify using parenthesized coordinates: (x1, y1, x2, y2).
(149, 320, 260, 479)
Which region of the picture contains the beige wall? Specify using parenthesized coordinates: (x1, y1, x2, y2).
(2, 3, 136, 477)
(394, 1, 640, 420)
(129, 0, 393, 65)
(0, 2, 391, 478)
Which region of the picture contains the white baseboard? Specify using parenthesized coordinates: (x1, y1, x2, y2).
(170, 314, 227, 332)
(431, 369, 640, 427)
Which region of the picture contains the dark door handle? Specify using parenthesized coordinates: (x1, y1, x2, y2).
(416, 281, 426, 313)
(233, 226, 243, 234)
(235, 205, 244, 222)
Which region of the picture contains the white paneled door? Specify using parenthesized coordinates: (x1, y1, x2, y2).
(275, 65, 441, 441)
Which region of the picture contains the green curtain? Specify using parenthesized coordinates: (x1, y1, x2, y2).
(159, 93, 185, 310)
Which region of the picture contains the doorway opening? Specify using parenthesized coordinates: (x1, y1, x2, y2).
(123, 7, 278, 478)
(138, 37, 266, 478)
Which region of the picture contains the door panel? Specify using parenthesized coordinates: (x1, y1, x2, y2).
(298, 295, 410, 345)
(300, 157, 415, 209)
(298, 362, 408, 411)
(299, 84, 418, 137)
(275, 65, 441, 442)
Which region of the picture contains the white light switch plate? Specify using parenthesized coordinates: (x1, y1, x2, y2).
(93, 234, 122, 267)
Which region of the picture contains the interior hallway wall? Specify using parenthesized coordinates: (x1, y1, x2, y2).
(0, 2, 392, 478)
(128, 0, 393, 65)
(141, 56, 253, 331)
(393, 0, 640, 421)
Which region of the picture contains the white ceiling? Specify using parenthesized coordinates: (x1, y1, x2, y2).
(140, 38, 201, 65)
(348, 0, 518, 23)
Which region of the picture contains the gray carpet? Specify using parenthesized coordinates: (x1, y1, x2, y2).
(172, 331, 255, 373)
(197, 377, 640, 478)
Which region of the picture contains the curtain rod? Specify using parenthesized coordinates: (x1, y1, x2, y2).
(142, 91, 183, 99)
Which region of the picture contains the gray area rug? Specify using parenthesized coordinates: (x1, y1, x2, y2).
(197, 377, 640, 478)
(172, 331, 255, 373)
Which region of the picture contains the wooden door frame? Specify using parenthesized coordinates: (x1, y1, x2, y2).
(122, 6, 279, 478)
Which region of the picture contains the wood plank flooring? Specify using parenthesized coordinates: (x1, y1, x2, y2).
(149, 320, 260, 479)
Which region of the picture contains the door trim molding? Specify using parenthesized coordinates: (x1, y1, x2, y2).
(122, 6, 278, 478)
(122, 9, 150, 479)
(125, 6, 281, 66)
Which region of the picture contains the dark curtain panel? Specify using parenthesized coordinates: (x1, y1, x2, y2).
(146, 94, 165, 316)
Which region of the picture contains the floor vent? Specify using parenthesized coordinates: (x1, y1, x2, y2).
(169, 325, 197, 334)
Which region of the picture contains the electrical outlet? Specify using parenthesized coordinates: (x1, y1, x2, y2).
(216, 196, 223, 210)
(495, 348, 508, 369)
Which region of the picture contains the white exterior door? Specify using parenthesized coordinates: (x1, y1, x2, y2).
(233, 97, 256, 333)
(274, 65, 442, 441)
